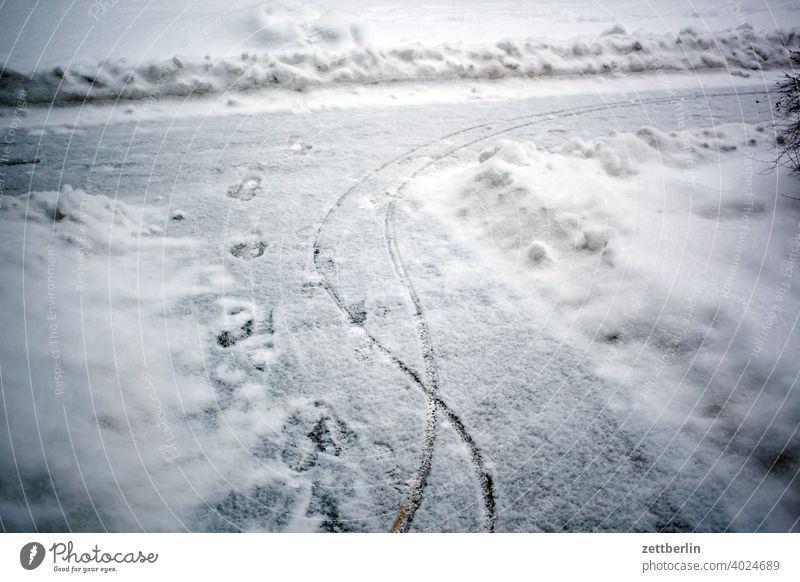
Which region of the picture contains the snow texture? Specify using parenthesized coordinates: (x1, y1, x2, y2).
(409, 123, 800, 531)
(1, 0, 799, 534)
(1, 26, 797, 105)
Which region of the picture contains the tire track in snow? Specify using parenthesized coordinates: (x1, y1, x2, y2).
(313, 88, 765, 532)
(383, 88, 766, 530)
(312, 119, 507, 531)
(311, 239, 479, 530)
(385, 178, 495, 532)
(311, 120, 514, 533)
(385, 199, 497, 532)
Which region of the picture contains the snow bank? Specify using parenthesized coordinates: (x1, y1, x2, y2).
(1, 26, 796, 105)
(0, 188, 291, 531)
(410, 124, 800, 530)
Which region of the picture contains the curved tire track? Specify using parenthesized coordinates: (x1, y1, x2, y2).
(386, 199, 497, 532)
(311, 242, 485, 530)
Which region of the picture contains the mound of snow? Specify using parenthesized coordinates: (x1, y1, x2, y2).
(0, 188, 288, 531)
(1, 27, 796, 105)
(230, 3, 374, 52)
(410, 123, 800, 529)
(1, 187, 163, 251)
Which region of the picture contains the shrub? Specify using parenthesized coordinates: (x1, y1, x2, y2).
(775, 51, 800, 172)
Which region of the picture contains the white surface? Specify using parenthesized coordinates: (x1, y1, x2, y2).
(0, 1, 798, 533)
(1, 0, 798, 70)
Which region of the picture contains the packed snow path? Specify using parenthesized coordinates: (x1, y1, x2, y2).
(2, 78, 798, 532)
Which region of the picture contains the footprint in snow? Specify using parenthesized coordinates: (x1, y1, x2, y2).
(227, 176, 261, 201)
(230, 240, 268, 260)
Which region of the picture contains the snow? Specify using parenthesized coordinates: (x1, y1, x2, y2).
(0, 176, 435, 532)
(2, 0, 799, 71)
(2, 1, 799, 106)
(1, 0, 799, 534)
(0, 189, 221, 529)
(2, 25, 797, 105)
(406, 121, 800, 530)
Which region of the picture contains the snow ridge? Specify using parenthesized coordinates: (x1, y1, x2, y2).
(0, 26, 795, 105)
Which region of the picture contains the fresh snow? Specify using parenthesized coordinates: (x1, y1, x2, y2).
(409, 122, 800, 531)
(2, 0, 799, 70)
(2, 23, 797, 105)
(1, 1, 798, 533)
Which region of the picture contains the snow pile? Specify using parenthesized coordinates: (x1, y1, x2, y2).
(0, 188, 288, 531)
(3, 187, 162, 250)
(422, 124, 765, 259)
(1, 26, 796, 105)
(227, 3, 374, 53)
(410, 124, 800, 530)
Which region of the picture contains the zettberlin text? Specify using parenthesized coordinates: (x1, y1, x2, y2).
(642, 543, 701, 554)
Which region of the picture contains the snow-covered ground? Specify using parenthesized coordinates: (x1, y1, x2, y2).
(2, 0, 799, 104)
(2, 0, 799, 70)
(1, 1, 799, 532)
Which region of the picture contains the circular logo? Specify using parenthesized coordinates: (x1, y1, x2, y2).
(19, 542, 46, 570)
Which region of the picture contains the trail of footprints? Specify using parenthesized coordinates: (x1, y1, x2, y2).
(211, 166, 376, 531)
(219, 141, 495, 531)
(216, 142, 490, 531)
